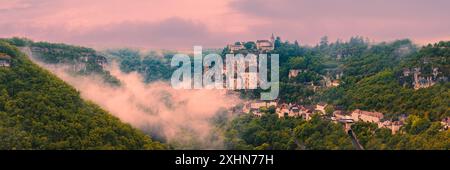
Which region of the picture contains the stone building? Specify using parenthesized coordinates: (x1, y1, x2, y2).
(351, 109, 384, 123)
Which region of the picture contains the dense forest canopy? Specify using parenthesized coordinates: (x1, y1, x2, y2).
(104, 48, 175, 83)
(0, 40, 166, 149)
(1, 37, 120, 86)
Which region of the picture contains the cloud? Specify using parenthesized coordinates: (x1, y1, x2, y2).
(230, 0, 450, 20)
(72, 18, 213, 48)
(1, 0, 449, 47)
(0, 0, 238, 48)
(230, 0, 450, 44)
(1, 17, 235, 49)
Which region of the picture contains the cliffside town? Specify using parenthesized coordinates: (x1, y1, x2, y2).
(241, 100, 445, 134)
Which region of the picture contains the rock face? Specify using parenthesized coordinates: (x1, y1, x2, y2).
(29, 46, 109, 72)
(401, 67, 447, 90)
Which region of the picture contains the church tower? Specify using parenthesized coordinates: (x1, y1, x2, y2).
(270, 33, 275, 44)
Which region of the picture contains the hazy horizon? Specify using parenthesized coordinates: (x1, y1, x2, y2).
(1, 0, 449, 49)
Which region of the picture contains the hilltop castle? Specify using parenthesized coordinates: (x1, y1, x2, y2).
(227, 34, 275, 53)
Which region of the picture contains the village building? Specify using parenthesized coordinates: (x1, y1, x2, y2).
(242, 102, 261, 117)
(250, 102, 266, 110)
(333, 110, 347, 120)
(243, 101, 277, 117)
(227, 42, 245, 53)
(390, 121, 403, 134)
(351, 109, 384, 123)
(0, 53, 11, 67)
(256, 40, 274, 52)
(330, 110, 348, 124)
(275, 103, 314, 120)
(322, 75, 341, 87)
(300, 105, 315, 120)
(253, 111, 263, 117)
(315, 102, 328, 115)
(378, 121, 404, 134)
(288, 69, 301, 79)
(289, 106, 300, 117)
(276, 103, 290, 118)
(331, 80, 340, 87)
(256, 34, 275, 52)
(227, 34, 276, 53)
(337, 115, 354, 124)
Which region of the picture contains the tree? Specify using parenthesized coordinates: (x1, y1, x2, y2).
(325, 105, 335, 116)
(320, 36, 329, 48)
(244, 41, 256, 50)
(274, 37, 282, 48)
(0, 40, 166, 150)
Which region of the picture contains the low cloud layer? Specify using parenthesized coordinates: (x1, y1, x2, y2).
(26, 54, 242, 149)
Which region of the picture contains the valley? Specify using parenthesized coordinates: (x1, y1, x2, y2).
(0, 37, 449, 150)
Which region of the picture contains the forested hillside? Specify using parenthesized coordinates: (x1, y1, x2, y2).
(0, 40, 166, 149)
(2, 37, 120, 86)
(323, 41, 449, 120)
(224, 106, 449, 150)
(223, 37, 449, 150)
(1, 36, 447, 150)
(104, 48, 175, 83)
(231, 37, 449, 120)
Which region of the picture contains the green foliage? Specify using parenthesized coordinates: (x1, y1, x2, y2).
(279, 83, 315, 104)
(223, 112, 353, 150)
(106, 48, 175, 83)
(225, 110, 449, 150)
(0, 37, 33, 47)
(226, 38, 449, 150)
(244, 42, 256, 50)
(294, 115, 354, 149)
(2, 36, 448, 150)
(307, 39, 449, 120)
(342, 39, 415, 78)
(351, 116, 449, 150)
(0, 41, 166, 149)
(16, 40, 122, 86)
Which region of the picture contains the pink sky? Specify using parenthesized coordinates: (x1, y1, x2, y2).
(1, 0, 449, 49)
